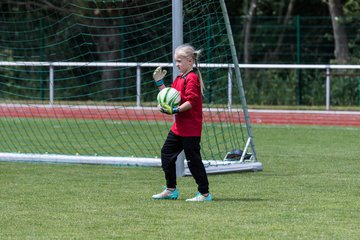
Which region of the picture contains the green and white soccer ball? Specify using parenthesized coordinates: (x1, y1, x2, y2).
(157, 87, 181, 107)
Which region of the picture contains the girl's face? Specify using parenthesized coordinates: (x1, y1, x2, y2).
(174, 53, 193, 74)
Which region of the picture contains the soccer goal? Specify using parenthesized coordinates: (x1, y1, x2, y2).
(0, 0, 262, 174)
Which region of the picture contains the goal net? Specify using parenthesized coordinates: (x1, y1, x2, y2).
(0, 0, 262, 174)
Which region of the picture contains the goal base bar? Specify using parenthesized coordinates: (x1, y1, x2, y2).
(0, 153, 263, 175)
(0, 152, 161, 167)
(184, 160, 263, 176)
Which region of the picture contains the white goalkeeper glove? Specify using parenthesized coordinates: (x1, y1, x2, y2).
(153, 67, 167, 87)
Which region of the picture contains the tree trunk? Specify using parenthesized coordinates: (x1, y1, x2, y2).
(243, 0, 257, 64)
(266, 0, 295, 62)
(328, 0, 350, 64)
(96, 27, 121, 100)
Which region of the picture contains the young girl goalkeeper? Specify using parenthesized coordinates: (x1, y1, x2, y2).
(152, 44, 212, 202)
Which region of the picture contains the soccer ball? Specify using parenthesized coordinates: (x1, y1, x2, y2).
(157, 87, 181, 107)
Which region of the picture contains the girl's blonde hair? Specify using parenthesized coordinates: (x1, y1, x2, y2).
(175, 44, 205, 95)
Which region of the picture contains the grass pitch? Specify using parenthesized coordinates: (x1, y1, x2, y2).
(0, 125, 360, 239)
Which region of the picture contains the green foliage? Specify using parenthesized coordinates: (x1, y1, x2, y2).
(328, 69, 360, 106)
(343, 0, 360, 16)
(241, 67, 360, 107)
(244, 69, 297, 105)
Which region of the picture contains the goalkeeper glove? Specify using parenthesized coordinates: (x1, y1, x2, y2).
(153, 66, 167, 87)
(158, 104, 179, 115)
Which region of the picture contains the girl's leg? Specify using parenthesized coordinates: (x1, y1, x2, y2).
(182, 136, 209, 194)
(161, 131, 183, 188)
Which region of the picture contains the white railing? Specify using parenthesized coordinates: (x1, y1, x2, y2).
(1, 61, 359, 110)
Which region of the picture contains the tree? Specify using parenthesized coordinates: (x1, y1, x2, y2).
(265, 0, 296, 62)
(326, 0, 350, 63)
(243, 0, 258, 64)
(2, 0, 132, 100)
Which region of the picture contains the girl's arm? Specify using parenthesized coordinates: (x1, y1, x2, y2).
(177, 101, 192, 113)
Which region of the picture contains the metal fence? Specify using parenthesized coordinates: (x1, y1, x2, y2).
(1, 61, 359, 111)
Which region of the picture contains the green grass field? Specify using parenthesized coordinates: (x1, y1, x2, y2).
(1, 124, 360, 239)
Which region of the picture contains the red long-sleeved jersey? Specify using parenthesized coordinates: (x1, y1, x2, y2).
(170, 71, 202, 137)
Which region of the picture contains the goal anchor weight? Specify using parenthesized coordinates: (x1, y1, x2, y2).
(183, 137, 262, 176)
